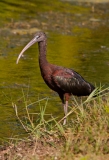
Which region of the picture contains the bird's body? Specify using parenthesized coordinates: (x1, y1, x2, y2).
(17, 32, 95, 125)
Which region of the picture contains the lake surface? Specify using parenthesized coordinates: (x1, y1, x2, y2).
(0, 0, 109, 143)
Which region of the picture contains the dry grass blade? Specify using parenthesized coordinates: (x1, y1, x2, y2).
(12, 103, 28, 132)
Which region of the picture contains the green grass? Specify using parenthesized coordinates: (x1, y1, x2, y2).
(0, 87, 109, 160)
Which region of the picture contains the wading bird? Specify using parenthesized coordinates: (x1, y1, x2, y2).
(16, 32, 95, 125)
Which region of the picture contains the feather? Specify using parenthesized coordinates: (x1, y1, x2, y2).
(52, 68, 95, 96)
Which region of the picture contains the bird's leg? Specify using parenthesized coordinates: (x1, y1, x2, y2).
(63, 100, 68, 125)
(63, 93, 71, 125)
(58, 93, 70, 125)
(58, 93, 66, 125)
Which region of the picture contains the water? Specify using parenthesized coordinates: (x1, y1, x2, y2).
(0, 0, 109, 143)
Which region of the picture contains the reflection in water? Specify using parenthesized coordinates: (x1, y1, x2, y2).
(0, 0, 109, 142)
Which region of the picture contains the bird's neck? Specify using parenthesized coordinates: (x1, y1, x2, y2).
(38, 40, 48, 67)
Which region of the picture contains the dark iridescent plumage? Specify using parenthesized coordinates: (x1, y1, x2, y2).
(16, 32, 95, 125)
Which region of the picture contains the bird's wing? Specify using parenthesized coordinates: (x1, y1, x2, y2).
(52, 68, 94, 96)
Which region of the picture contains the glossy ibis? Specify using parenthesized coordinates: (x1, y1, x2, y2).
(16, 32, 95, 125)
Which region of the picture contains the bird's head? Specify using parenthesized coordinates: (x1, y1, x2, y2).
(16, 31, 46, 64)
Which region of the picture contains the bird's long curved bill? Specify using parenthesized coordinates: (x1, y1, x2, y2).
(16, 37, 37, 64)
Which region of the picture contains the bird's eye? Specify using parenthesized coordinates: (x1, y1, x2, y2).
(36, 35, 40, 39)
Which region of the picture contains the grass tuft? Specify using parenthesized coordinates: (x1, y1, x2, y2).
(0, 87, 109, 159)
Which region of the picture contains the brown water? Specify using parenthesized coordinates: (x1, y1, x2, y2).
(0, 0, 109, 143)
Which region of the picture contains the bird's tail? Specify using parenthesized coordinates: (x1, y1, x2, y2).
(91, 86, 109, 98)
